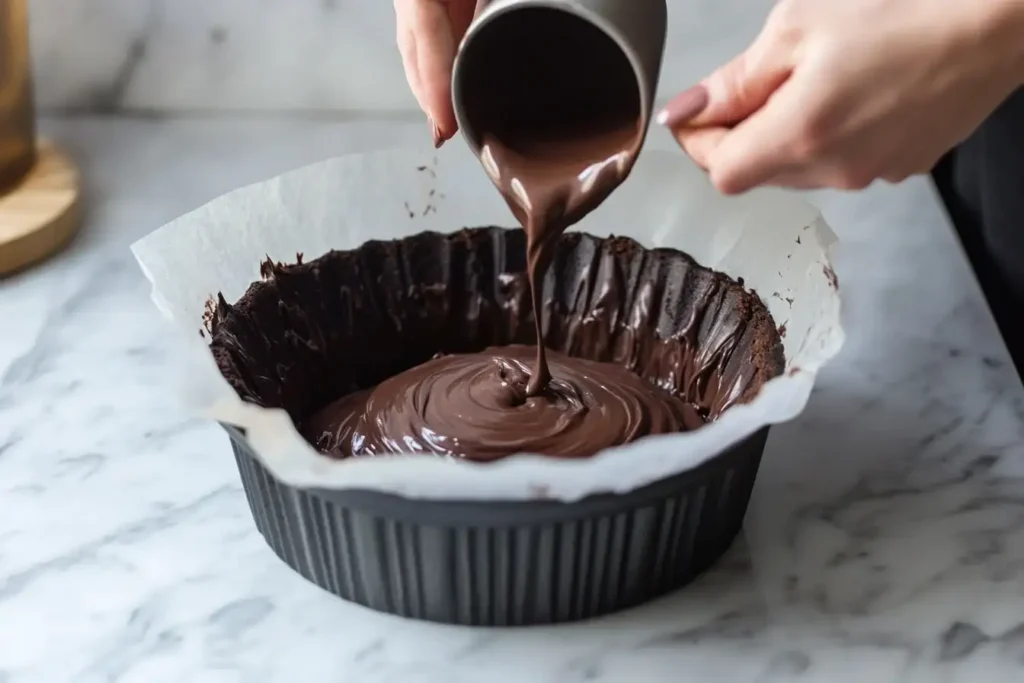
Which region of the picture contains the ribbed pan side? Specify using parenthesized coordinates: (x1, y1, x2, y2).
(228, 425, 768, 626)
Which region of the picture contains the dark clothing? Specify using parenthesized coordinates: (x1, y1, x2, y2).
(933, 88, 1024, 374)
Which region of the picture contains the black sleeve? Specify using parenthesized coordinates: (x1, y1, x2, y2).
(933, 87, 1024, 374)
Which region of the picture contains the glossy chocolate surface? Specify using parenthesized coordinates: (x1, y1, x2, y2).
(209, 229, 784, 461)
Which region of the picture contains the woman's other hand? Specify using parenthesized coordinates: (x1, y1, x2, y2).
(660, 0, 1024, 194)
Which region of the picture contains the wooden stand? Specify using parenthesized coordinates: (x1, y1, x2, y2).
(0, 139, 80, 276)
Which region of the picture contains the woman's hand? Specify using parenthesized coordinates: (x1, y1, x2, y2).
(659, 0, 1024, 194)
(394, 0, 477, 147)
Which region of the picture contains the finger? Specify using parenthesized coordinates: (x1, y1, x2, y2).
(394, 0, 469, 141)
(705, 81, 808, 194)
(658, 24, 794, 130)
(674, 126, 823, 191)
(656, 85, 710, 129)
(671, 126, 728, 170)
(434, 0, 477, 142)
(695, 23, 795, 128)
(447, 0, 477, 42)
(423, 0, 478, 139)
(395, 0, 428, 116)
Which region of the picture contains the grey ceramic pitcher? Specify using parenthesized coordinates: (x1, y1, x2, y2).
(451, 0, 668, 153)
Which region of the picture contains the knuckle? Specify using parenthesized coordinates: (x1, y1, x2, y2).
(721, 65, 755, 109)
(708, 163, 744, 195)
(706, 56, 747, 108)
(765, 1, 801, 38)
(710, 172, 736, 195)
(789, 112, 834, 162)
(787, 133, 822, 164)
(765, 1, 793, 29)
(688, 149, 713, 171)
(834, 167, 874, 191)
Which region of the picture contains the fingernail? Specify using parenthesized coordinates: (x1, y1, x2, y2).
(657, 85, 710, 128)
(430, 119, 444, 149)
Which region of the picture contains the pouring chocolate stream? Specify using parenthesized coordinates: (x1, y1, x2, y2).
(463, 6, 646, 394)
(480, 119, 641, 394)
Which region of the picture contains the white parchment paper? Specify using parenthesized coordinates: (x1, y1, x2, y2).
(131, 142, 844, 502)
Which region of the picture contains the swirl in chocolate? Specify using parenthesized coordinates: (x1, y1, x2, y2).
(301, 345, 704, 461)
(209, 229, 786, 463)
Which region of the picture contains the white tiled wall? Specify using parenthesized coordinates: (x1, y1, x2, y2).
(28, 0, 773, 112)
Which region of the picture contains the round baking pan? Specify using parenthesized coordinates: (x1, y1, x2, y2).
(225, 423, 768, 626)
(209, 227, 782, 625)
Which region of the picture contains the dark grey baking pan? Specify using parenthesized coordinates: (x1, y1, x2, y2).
(209, 226, 783, 626)
(225, 423, 767, 626)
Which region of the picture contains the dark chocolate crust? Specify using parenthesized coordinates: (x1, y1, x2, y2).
(208, 227, 784, 458)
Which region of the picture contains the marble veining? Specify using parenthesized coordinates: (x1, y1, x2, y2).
(0, 117, 1023, 682)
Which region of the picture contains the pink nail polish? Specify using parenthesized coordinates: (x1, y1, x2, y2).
(430, 120, 444, 149)
(657, 85, 710, 128)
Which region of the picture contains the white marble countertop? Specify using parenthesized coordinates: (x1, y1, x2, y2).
(1, 116, 1024, 683)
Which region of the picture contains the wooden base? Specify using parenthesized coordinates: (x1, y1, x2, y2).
(0, 140, 81, 276)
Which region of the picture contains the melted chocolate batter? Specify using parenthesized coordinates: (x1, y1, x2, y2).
(301, 346, 703, 460)
(209, 229, 784, 462)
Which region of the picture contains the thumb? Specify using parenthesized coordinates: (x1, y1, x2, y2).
(658, 29, 793, 129)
